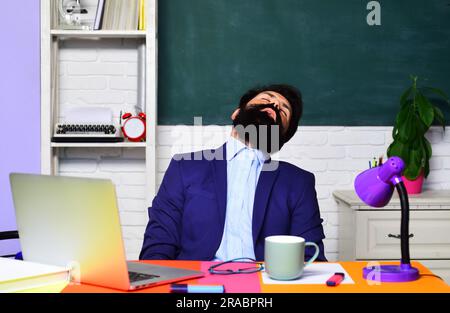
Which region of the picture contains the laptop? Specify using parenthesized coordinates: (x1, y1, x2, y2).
(9, 173, 204, 291)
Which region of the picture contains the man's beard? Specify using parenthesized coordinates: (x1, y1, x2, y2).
(232, 103, 285, 154)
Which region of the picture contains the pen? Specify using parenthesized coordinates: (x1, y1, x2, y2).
(170, 284, 225, 293)
(326, 272, 345, 286)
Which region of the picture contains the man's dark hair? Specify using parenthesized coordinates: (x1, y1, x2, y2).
(238, 84, 303, 144)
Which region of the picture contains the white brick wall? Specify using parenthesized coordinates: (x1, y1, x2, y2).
(59, 38, 140, 120)
(57, 39, 450, 261)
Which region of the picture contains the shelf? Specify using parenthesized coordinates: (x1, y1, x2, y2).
(51, 142, 146, 148)
(50, 30, 147, 39)
(42, 0, 158, 205)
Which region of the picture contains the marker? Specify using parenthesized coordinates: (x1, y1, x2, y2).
(170, 284, 225, 293)
(326, 272, 345, 286)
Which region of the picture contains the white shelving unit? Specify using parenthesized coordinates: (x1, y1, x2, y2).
(40, 0, 158, 205)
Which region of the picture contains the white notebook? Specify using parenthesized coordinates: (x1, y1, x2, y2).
(0, 257, 70, 293)
(261, 263, 355, 285)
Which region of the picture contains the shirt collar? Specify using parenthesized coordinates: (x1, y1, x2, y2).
(226, 136, 269, 164)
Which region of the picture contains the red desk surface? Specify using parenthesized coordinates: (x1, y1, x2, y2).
(62, 261, 450, 293)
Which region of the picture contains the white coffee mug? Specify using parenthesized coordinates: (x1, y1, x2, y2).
(264, 235, 319, 280)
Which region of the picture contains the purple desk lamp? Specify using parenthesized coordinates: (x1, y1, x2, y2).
(354, 156, 419, 282)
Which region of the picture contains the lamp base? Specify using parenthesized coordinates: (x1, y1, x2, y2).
(363, 263, 419, 282)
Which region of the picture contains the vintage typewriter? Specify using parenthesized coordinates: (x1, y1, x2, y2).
(51, 107, 124, 143)
(51, 123, 124, 143)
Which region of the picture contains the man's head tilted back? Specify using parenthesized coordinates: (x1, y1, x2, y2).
(231, 84, 303, 154)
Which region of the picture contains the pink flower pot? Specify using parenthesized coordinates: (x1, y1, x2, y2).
(401, 170, 425, 194)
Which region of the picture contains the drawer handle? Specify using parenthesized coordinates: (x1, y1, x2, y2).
(388, 233, 414, 239)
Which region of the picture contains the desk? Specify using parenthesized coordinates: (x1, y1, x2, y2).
(58, 261, 450, 293)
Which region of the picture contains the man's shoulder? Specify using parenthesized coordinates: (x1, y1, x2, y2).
(171, 146, 226, 163)
(277, 160, 315, 181)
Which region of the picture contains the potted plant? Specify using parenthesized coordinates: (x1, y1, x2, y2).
(387, 76, 450, 194)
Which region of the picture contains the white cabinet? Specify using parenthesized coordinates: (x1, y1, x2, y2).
(334, 190, 450, 284)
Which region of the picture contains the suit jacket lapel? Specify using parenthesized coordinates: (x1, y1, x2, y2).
(211, 143, 227, 232)
(252, 160, 279, 245)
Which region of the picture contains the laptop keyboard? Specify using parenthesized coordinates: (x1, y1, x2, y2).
(128, 271, 160, 282)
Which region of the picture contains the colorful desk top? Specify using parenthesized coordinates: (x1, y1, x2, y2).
(56, 261, 450, 293)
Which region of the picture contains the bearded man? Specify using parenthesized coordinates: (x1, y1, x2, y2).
(139, 84, 326, 262)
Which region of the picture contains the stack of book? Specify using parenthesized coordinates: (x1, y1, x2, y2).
(0, 257, 70, 293)
(94, 0, 146, 30)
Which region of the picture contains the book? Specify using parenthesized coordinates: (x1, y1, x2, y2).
(120, 0, 139, 30)
(142, 0, 146, 30)
(94, 0, 106, 30)
(80, 1, 100, 29)
(138, 0, 143, 30)
(101, 0, 113, 30)
(139, 0, 145, 30)
(113, 0, 126, 30)
(0, 257, 70, 293)
(130, 0, 140, 30)
(99, 0, 142, 31)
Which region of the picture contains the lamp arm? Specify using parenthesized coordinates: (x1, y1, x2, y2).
(395, 181, 411, 265)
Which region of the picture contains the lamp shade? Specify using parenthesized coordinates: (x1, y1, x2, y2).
(354, 156, 405, 207)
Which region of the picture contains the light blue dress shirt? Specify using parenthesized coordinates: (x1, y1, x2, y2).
(214, 136, 268, 261)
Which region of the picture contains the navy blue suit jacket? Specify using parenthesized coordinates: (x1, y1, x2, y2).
(139, 144, 326, 261)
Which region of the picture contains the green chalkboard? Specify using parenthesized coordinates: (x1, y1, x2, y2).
(158, 0, 450, 125)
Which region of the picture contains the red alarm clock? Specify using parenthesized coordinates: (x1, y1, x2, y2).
(121, 112, 146, 142)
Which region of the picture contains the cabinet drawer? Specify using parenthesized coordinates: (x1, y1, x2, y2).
(355, 210, 450, 259)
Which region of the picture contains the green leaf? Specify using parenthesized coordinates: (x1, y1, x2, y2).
(422, 86, 450, 102)
(387, 140, 410, 163)
(396, 104, 410, 124)
(403, 147, 424, 180)
(416, 115, 429, 137)
(400, 87, 413, 107)
(397, 110, 417, 143)
(423, 160, 430, 178)
(392, 125, 399, 141)
(413, 141, 425, 163)
(422, 137, 432, 160)
(393, 99, 414, 140)
(416, 92, 435, 127)
(421, 138, 432, 178)
(404, 163, 421, 180)
(393, 105, 409, 138)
